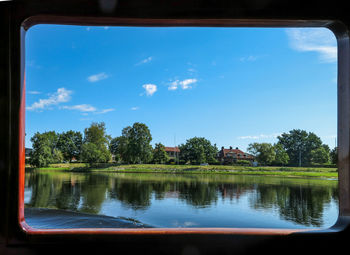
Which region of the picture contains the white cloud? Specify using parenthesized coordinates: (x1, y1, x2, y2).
(62, 105, 115, 115)
(27, 91, 41, 95)
(131, 107, 139, 110)
(286, 28, 337, 63)
(95, 108, 115, 114)
(237, 133, 281, 140)
(87, 72, 109, 82)
(239, 55, 259, 62)
(168, 78, 197, 90)
(26, 88, 72, 111)
(142, 84, 157, 96)
(62, 104, 97, 112)
(136, 56, 153, 66)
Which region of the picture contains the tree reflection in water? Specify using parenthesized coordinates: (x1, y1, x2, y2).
(25, 171, 338, 228)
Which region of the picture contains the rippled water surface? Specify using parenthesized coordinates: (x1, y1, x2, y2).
(24, 171, 339, 229)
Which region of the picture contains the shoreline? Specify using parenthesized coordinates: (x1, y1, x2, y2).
(26, 163, 339, 179)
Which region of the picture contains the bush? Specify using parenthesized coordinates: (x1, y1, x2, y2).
(235, 160, 251, 166)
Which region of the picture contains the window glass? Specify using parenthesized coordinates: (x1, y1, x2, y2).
(24, 25, 338, 229)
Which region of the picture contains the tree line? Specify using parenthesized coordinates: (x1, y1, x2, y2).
(247, 129, 337, 166)
(28, 122, 337, 168)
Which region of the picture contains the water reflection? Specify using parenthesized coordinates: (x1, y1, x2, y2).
(25, 171, 338, 228)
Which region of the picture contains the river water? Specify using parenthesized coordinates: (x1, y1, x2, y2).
(24, 171, 339, 229)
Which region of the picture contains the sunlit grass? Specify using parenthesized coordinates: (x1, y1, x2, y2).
(26, 163, 338, 179)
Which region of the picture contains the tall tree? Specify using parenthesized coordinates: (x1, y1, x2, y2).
(29, 131, 59, 167)
(153, 143, 169, 164)
(57, 130, 83, 162)
(111, 122, 153, 164)
(81, 122, 111, 165)
(247, 143, 276, 165)
(273, 143, 290, 166)
(110, 136, 129, 163)
(330, 147, 338, 165)
(179, 137, 218, 164)
(124, 122, 153, 164)
(310, 147, 330, 164)
(277, 129, 323, 166)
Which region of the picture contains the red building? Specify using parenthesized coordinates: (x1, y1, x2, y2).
(164, 146, 180, 159)
(217, 146, 255, 164)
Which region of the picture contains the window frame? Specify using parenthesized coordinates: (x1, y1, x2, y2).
(1, 0, 350, 252)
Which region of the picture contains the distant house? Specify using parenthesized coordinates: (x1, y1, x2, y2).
(164, 147, 180, 159)
(217, 146, 254, 164)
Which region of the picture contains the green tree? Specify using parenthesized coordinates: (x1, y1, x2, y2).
(179, 137, 218, 165)
(81, 143, 110, 165)
(110, 136, 129, 163)
(310, 147, 330, 164)
(247, 143, 276, 165)
(153, 143, 169, 164)
(52, 149, 64, 163)
(29, 131, 59, 167)
(273, 143, 290, 166)
(84, 122, 111, 147)
(330, 147, 338, 165)
(81, 122, 111, 165)
(277, 129, 323, 166)
(57, 130, 83, 162)
(113, 122, 153, 164)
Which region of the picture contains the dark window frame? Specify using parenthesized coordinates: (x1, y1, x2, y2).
(1, 0, 350, 254)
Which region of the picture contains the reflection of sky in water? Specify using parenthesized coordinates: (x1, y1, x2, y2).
(99, 190, 338, 229)
(24, 189, 32, 204)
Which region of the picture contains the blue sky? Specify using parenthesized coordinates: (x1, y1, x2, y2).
(25, 25, 337, 151)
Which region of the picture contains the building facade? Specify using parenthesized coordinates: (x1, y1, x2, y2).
(217, 146, 255, 164)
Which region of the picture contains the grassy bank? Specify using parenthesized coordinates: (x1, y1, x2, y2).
(26, 163, 338, 179)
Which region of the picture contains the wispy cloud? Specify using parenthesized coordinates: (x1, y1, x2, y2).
(136, 56, 153, 66)
(27, 90, 41, 95)
(62, 105, 115, 115)
(286, 28, 337, 63)
(237, 133, 281, 140)
(95, 108, 115, 114)
(26, 88, 72, 111)
(87, 72, 109, 83)
(142, 84, 157, 96)
(239, 55, 259, 62)
(62, 104, 97, 112)
(131, 107, 139, 111)
(168, 78, 197, 91)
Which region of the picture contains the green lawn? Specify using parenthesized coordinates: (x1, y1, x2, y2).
(26, 163, 338, 179)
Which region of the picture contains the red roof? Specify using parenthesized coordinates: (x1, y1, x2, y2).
(221, 148, 254, 159)
(164, 146, 180, 152)
(223, 149, 245, 155)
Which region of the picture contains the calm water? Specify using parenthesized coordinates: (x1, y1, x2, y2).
(24, 171, 339, 229)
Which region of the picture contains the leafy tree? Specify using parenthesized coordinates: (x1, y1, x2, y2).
(179, 137, 218, 164)
(84, 122, 111, 147)
(247, 143, 276, 165)
(277, 129, 323, 166)
(81, 122, 111, 165)
(57, 130, 83, 162)
(330, 147, 338, 165)
(52, 149, 64, 163)
(110, 136, 129, 163)
(81, 143, 110, 165)
(113, 122, 153, 164)
(310, 147, 330, 164)
(273, 143, 290, 166)
(29, 131, 59, 167)
(153, 143, 169, 164)
(29, 143, 52, 168)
